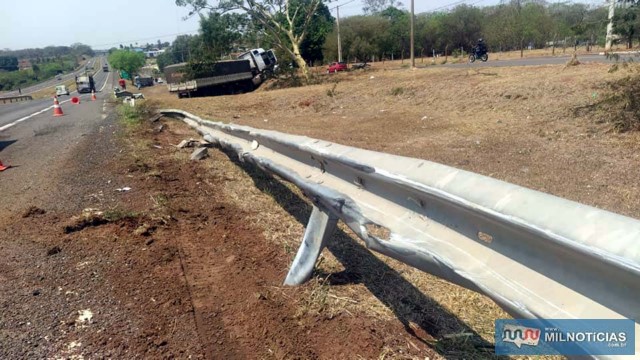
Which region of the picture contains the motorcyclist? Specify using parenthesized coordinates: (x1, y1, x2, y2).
(475, 38, 487, 56)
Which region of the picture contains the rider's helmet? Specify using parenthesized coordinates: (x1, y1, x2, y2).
(478, 38, 484, 43)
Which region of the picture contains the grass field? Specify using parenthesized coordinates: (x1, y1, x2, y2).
(138, 57, 638, 358)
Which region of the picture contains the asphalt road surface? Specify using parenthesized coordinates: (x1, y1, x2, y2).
(0, 60, 116, 210)
(440, 53, 638, 69)
(2, 57, 102, 97)
(0, 58, 111, 131)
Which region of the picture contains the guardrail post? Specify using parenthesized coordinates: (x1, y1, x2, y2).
(284, 205, 338, 286)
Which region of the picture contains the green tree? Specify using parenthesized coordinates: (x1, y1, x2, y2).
(156, 51, 173, 72)
(0, 56, 19, 71)
(349, 36, 375, 62)
(70, 43, 95, 57)
(196, 12, 247, 62)
(379, 7, 410, 60)
(444, 5, 484, 50)
(32, 64, 41, 79)
(323, 15, 389, 62)
(520, 2, 554, 49)
(108, 50, 146, 84)
(614, 6, 640, 49)
(363, 0, 403, 14)
(156, 35, 200, 71)
(296, 0, 334, 65)
(176, 0, 329, 81)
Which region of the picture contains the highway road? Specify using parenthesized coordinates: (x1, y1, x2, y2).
(0, 57, 112, 131)
(440, 53, 638, 69)
(2, 57, 103, 97)
(0, 56, 116, 213)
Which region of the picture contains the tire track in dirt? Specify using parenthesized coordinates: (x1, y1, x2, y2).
(147, 118, 439, 359)
(1, 107, 439, 359)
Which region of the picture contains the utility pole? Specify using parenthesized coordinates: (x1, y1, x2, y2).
(337, 5, 342, 62)
(410, 0, 415, 67)
(605, 0, 616, 51)
(331, 0, 356, 62)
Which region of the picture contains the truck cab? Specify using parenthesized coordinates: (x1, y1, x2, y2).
(75, 73, 95, 93)
(237, 48, 277, 75)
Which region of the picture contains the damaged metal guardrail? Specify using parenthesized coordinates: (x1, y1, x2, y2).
(160, 109, 640, 356)
(0, 95, 33, 104)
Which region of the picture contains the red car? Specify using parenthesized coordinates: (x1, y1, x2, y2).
(327, 62, 348, 73)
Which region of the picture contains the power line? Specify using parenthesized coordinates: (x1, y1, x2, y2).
(427, 0, 490, 13)
(428, 0, 469, 12)
(89, 29, 200, 49)
(330, 0, 358, 11)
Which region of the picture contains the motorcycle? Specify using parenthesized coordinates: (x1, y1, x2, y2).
(468, 47, 488, 63)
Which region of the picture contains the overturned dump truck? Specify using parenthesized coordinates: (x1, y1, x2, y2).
(165, 48, 277, 98)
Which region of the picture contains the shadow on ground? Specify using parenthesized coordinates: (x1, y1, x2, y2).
(0, 139, 17, 152)
(221, 149, 502, 359)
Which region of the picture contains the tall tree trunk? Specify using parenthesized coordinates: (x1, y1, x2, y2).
(552, 34, 557, 56)
(290, 38, 309, 81)
(520, 37, 524, 58)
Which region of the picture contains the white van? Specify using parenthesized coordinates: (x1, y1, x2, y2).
(55, 85, 70, 96)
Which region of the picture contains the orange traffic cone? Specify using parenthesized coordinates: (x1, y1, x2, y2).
(91, 90, 97, 101)
(53, 96, 64, 117)
(0, 160, 9, 171)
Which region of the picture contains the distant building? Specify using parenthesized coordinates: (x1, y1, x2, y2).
(145, 49, 166, 58)
(18, 59, 32, 71)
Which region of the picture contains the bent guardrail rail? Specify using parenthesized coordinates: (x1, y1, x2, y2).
(160, 109, 640, 358)
(0, 95, 33, 104)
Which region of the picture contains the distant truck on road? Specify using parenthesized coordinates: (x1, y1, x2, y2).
(134, 76, 154, 88)
(165, 48, 277, 98)
(75, 73, 95, 93)
(103, 64, 109, 72)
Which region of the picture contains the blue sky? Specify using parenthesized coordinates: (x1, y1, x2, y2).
(0, 0, 605, 50)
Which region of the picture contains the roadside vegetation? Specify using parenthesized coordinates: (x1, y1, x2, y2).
(108, 50, 146, 84)
(583, 60, 640, 132)
(161, 0, 628, 75)
(0, 44, 94, 91)
(116, 100, 153, 128)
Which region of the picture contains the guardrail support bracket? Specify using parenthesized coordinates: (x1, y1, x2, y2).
(284, 205, 338, 286)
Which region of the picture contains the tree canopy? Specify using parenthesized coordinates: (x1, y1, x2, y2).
(108, 50, 146, 83)
(175, 0, 334, 80)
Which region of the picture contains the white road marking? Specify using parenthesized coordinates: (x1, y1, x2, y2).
(0, 97, 73, 132)
(98, 72, 109, 92)
(0, 69, 113, 133)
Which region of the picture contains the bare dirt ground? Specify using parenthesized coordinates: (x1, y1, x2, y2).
(0, 108, 449, 358)
(136, 59, 640, 358)
(4, 57, 637, 359)
(147, 61, 640, 219)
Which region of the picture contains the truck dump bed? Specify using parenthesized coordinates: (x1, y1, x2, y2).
(164, 60, 253, 93)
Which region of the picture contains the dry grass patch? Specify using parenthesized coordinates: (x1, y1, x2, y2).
(142, 62, 640, 218)
(30, 78, 77, 100)
(138, 62, 640, 358)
